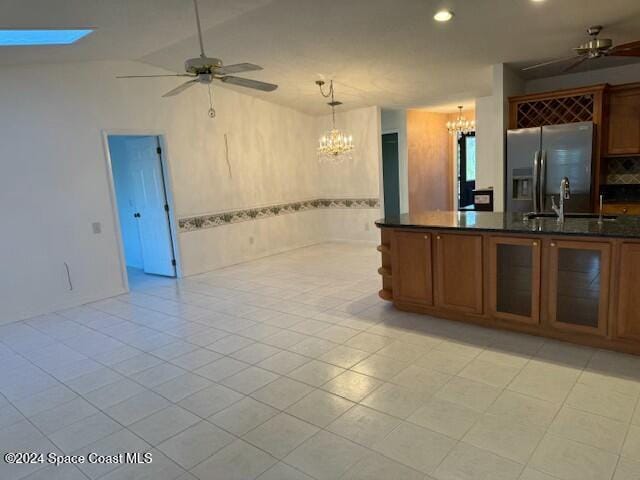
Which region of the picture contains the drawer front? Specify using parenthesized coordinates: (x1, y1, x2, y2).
(602, 204, 640, 216)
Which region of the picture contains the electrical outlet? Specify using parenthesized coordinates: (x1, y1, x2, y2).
(92, 222, 102, 234)
(249, 236, 255, 245)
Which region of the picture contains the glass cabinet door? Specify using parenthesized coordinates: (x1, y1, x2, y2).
(548, 240, 611, 336)
(489, 237, 541, 324)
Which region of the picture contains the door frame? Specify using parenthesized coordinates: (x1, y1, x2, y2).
(457, 132, 476, 209)
(381, 131, 401, 218)
(381, 125, 408, 215)
(102, 130, 183, 292)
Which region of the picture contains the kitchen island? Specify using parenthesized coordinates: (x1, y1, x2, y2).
(376, 211, 640, 355)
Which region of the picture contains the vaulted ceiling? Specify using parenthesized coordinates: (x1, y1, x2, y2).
(3, 0, 640, 114)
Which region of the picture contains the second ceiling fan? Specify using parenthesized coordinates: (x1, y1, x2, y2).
(523, 25, 640, 73)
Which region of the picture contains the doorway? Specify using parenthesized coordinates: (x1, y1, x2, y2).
(107, 135, 178, 286)
(457, 132, 476, 209)
(382, 132, 401, 217)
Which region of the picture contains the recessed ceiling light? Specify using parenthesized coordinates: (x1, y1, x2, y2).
(0, 29, 93, 46)
(434, 10, 454, 22)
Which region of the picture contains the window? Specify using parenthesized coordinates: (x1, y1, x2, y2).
(0, 29, 93, 46)
(458, 132, 476, 209)
(465, 136, 476, 182)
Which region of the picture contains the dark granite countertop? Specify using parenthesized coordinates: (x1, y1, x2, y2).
(376, 211, 640, 239)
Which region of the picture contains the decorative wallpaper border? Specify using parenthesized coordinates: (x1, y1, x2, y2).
(178, 198, 380, 232)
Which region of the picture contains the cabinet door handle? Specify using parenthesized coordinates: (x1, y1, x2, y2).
(623, 208, 628, 214)
(532, 241, 538, 246)
(436, 235, 441, 240)
(551, 242, 556, 247)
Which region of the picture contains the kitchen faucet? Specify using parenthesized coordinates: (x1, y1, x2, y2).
(551, 177, 571, 223)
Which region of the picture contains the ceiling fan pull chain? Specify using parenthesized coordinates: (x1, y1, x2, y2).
(208, 84, 216, 118)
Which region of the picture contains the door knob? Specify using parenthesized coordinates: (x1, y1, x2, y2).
(134, 213, 141, 218)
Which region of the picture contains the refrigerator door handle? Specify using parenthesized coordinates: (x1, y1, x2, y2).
(532, 151, 540, 213)
(540, 150, 547, 211)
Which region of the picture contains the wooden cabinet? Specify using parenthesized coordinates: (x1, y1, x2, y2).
(605, 84, 640, 156)
(489, 236, 541, 325)
(434, 233, 483, 314)
(547, 240, 611, 336)
(509, 85, 605, 130)
(378, 226, 640, 355)
(616, 243, 640, 341)
(602, 203, 640, 216)
(391, 230, 433, 305)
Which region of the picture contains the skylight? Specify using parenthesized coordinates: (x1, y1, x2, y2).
(0, 29, 93, 46)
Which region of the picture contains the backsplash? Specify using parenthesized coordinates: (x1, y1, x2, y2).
(606, 157, 640, 185)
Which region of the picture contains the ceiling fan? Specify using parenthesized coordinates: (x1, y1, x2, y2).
(117, 0, 277, 116)
(523, 26, 640, 73)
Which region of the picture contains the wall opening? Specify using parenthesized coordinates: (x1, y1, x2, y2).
(457, 132, 477, 209)
(382, 132, 401, 217)
(107, 135, 178, 288)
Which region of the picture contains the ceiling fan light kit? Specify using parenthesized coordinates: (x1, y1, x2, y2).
(116, 0, 277, 117)
(523, 25, 640, 73)
(316, 80, 355, 164)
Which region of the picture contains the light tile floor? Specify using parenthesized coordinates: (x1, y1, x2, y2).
(1, 242, 640, 479)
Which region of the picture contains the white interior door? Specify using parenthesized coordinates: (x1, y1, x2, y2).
(127, 137, 176, 276)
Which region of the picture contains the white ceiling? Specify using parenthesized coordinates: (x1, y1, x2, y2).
(2, 0, 640, 114)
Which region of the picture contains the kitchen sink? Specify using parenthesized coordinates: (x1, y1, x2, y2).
(524, 212, 618, 221)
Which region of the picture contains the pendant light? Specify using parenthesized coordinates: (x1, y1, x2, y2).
(316, 80, 354, 163)
(447, 106, 475, 135)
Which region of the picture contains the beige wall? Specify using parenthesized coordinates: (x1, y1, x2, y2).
(316, 106, 381, 199)
(475, 64, 525, 211)
(315, 106, 382, 242)
(0, 59, 380, 323)
(406, 110, 453, 213)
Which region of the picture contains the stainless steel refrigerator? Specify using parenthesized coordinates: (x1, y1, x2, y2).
(506, 122, 594, 213)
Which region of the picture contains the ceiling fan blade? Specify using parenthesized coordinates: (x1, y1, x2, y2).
(609, 40, 640, 57)
(162, 79, 199, 97)
(522, 55, 583, 71)
(215, 63, 263, 75)
(218, 76, 278, 92)
(562, 55, 589, 72)
(117, 74, 195, 79)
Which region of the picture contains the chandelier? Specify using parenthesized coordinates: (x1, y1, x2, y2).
(316, 80, 354, 163)
(447, 106, 475, 135)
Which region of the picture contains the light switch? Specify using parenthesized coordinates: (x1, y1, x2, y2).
(92, 222, 102, 234)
